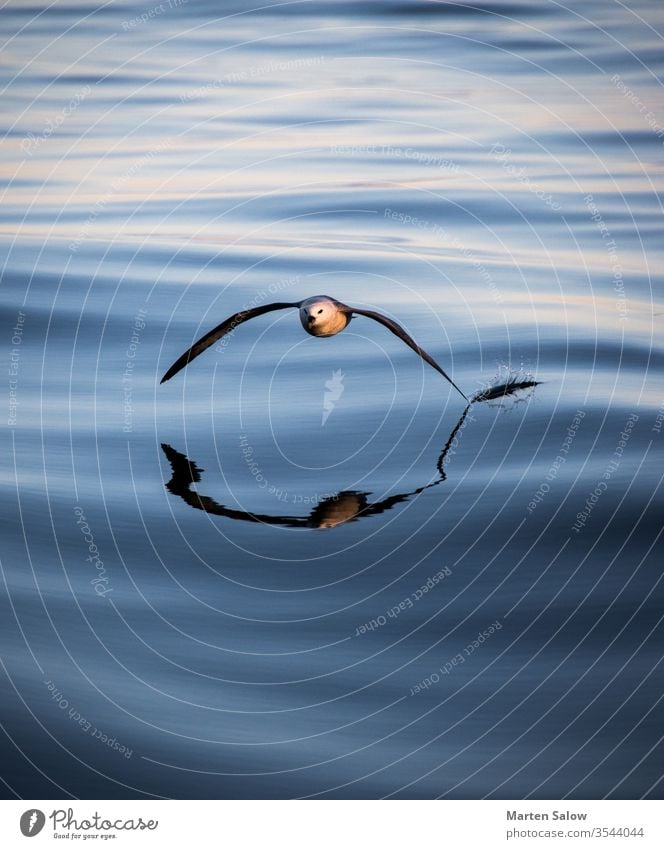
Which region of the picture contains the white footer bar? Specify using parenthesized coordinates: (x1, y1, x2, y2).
(1, 800, 662, 848)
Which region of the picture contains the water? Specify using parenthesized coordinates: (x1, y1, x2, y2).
(1, 0, 662, 799)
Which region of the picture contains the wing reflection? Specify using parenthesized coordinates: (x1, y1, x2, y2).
(162, 406, 472, 530)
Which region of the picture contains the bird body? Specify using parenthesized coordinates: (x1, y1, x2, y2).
(160, 294, 467, 401)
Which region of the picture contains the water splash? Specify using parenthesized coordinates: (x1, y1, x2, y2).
(470, 366, 539, 404)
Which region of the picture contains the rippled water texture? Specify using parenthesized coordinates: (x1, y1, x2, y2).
(1, 0, 663, 799)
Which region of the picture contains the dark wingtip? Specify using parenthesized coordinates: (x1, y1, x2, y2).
(160, 351, 194, 384)
(160, 363, 180, 384)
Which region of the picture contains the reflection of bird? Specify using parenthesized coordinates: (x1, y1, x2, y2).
(160, 295, 467, 401)
(161, 406, 473, 530)
(161, 372, 539, 529)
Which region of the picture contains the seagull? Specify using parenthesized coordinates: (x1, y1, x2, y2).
(160, 295, 467, 401)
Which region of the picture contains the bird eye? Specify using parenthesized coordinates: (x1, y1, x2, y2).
(317, 309, 323, 314)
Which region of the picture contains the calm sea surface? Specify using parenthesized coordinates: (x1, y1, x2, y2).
(1, 0, 662, 799)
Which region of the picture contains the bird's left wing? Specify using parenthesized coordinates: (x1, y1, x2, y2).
(160, 301, 299, 383)
(349, 306, 468, 401)
(161, 443, 306, 527)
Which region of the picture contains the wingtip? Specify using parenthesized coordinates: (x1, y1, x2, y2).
(451, 383, 469, 403)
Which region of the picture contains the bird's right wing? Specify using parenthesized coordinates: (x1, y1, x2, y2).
(160, 301, 299, 383)
(350, 306, 468, 401)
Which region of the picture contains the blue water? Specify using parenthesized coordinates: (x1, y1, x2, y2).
(1, 0, 662, 799)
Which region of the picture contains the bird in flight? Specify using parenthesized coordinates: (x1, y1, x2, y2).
(160, 295, 467, 401)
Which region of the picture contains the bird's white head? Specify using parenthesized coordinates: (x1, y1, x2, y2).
(299, 295, 348, 337)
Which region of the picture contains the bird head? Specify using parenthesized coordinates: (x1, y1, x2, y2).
(299, 296, 346, 337)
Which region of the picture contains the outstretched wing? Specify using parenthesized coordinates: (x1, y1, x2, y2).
(160, 301, 299, 383)
(350, 306, 468, 401)
(161, 443, 306, 527)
